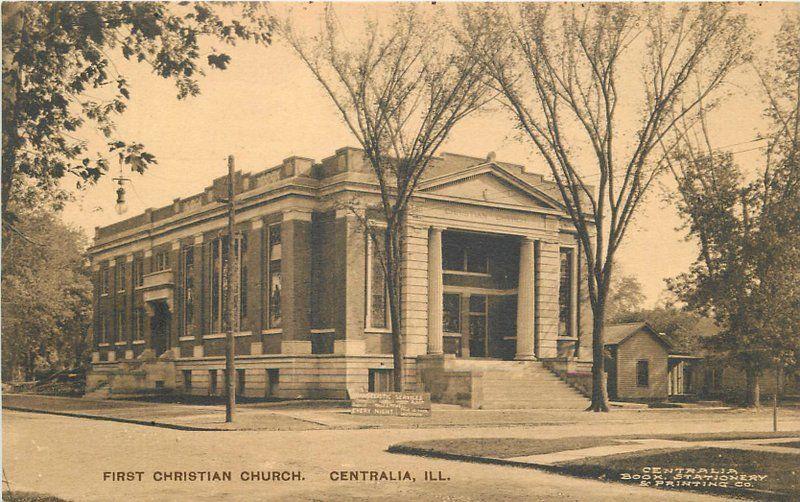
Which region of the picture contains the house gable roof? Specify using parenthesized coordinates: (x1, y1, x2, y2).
(604, 322, 675, 351)
(419, 162, 563, 211)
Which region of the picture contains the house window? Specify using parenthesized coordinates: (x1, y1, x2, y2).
(443, 293, 461, 333)
(443, 240, 488, 274)
(636, 360, 650, 387)
(367, 233, 388, 329)
(153, 250, 169, 272)
(116, 310, 126, 342)
(559, 248, 574, 337)
(368, 369, 394, 392)
(115, 262, 125, 292)
(133, 308, 145, 340)
(133, 257, 144, 287)
(100, 268, 110, 295)
(265, 224, 282, 329)
(211, 234, 247, 333)
(209, 369, 218, 395)
(182, 246, 194, 336)
(183, 370, 192, 391)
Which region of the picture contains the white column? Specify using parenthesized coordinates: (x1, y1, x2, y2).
(516, 237, 536, 360)
(427, 226, 444, 355)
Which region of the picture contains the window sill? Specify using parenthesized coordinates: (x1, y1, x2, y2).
(365, 328, 392, 334)
(178, 336, 195, 342)
(114, 341, 127, 346)
(132, 340, 146, 345)
(557, 336, 579, 341)
(443, 332, 462, 338)
(443, 270, 491, 277)
(204, 332, 253, 340)
(98, 343, 110, 347)
(262, 328, 283, 335)
(100, 293, 109, 297)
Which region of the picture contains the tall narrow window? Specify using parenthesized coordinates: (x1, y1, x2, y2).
(368, 234, 388, 328)
(116, 310, 126, 342)
(134, 307, 145, 340)
(211, 235, 246, 333)
(115, 262, 125, 292)
(182, 246, 194, 336)
(559, 248, 574, 337)
(98, 315, 107, 343)
(266, 224, 282, 329)
(133, 257, 144, 287)
(100, 268, 110, 295)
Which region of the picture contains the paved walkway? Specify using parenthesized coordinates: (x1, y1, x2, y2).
(506, 439, 690, 465)
(504, 436, 800, 466)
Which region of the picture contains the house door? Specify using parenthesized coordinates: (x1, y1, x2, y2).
(150, 301, 171, 356)
(468, 295, 489, 357)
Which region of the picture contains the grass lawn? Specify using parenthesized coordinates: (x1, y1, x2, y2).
(390, 436, 622, 458)
(390, 430, 800, 459)
(2, 492, 68, 502)
(560, 447, 800, 499)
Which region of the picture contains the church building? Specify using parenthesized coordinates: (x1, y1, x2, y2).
(87, 147, 594, 409)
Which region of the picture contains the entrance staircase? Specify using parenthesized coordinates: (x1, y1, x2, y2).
(417, 357, 589, 409)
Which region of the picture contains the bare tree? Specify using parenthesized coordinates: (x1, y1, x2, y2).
(281, 5, 491, 391)
(460, 4, 751, 410)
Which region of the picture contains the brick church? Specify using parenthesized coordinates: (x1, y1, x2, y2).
(86, 147, 594, 409)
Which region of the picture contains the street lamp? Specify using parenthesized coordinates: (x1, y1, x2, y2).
(115, 185, 128, 215)
(113, 158, 130, 215)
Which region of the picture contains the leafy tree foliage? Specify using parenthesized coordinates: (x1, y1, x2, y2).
(666, 14, 800, 407)
(1, 204, 92, 381)
(1, 2, 272, 224)
(606, 273, 646, 323)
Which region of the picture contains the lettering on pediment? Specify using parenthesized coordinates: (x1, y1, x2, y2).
(424, 173, 551, 208)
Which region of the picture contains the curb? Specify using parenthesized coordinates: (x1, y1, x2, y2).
(3, 406, 223, 432)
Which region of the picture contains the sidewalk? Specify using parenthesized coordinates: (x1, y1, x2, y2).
(5, 393, 799, 432)
(2, 394, 327, 431)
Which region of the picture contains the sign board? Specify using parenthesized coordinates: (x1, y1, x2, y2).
(350, 392, 432, 417)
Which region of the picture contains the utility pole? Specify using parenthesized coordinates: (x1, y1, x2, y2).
(225, 154, 237, 423)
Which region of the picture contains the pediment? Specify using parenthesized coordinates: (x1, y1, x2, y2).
(421, 168, 559, 210)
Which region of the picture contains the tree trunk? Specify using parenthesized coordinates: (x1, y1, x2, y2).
(745, 365, 761, 408)
(385, 220, 405, 392)
(587, 301, 610, 412)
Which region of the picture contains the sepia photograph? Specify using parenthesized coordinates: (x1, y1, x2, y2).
(1, 1, 799, 501)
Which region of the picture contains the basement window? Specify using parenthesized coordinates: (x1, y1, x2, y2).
(368, 369, 394, 392)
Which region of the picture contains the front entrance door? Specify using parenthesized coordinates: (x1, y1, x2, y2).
(468, 295, 489, 357)
(150, 301, 171, 356)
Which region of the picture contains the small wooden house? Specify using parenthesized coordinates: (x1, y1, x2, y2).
(604, 322, 699, 402)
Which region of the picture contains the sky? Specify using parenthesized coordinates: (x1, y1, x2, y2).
(59, 2, 796, 307)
